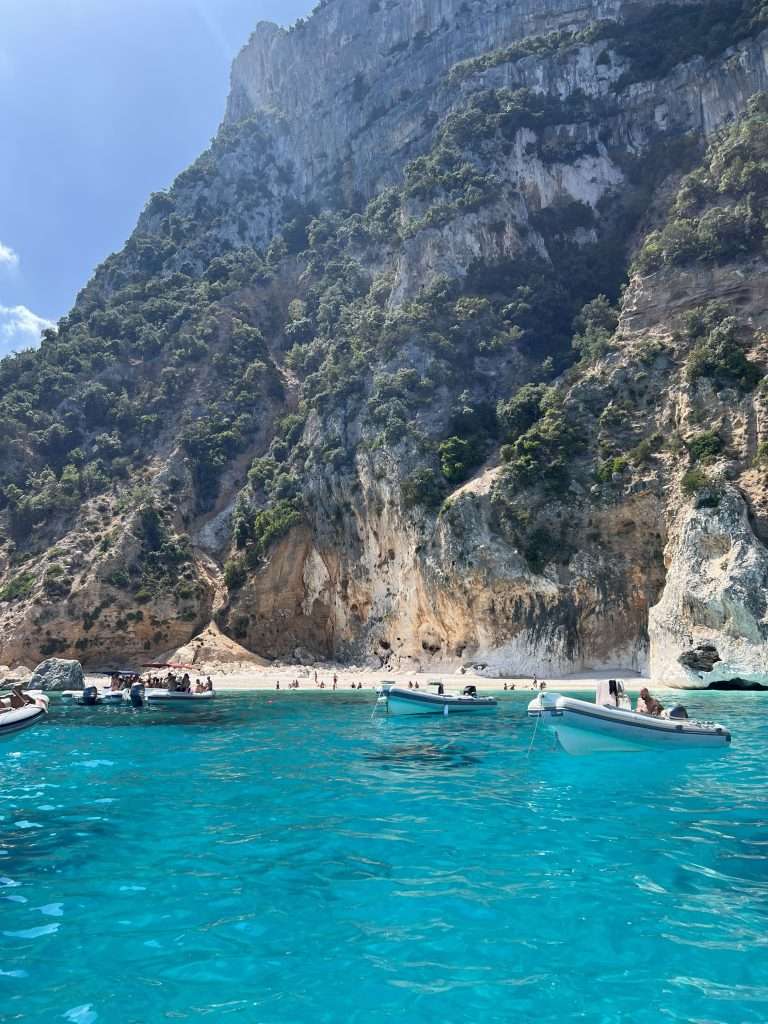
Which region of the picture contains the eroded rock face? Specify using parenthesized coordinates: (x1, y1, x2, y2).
(29, 658, 84, 692)
(650, 489, 768, 688)
(219, 466, 664, 676)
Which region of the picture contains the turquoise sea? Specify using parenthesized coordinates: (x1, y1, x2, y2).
(1, 690, 766, 1023)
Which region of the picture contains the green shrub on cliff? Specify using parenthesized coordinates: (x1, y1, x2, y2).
(595, 455, 629, 483)
(401, 469, 444, 510)
(439, 436, 481, 484)
(497, 384, 551, 441)
(226, 499, 303, 581)
(572, 295, 619, 361)
(502, 407, 584, 492)
(635, 94, 768, 274)
(681, 466, 710, 495)
(682, 305, 761, 392)
(0, 571, 36, 602)
(447, 24, 613, 84)
(686, 430, 724, 463)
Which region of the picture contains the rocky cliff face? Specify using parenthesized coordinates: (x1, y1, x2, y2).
(2, 0, 768, 682)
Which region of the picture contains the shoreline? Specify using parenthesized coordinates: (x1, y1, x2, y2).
(85, 668, 660, 695)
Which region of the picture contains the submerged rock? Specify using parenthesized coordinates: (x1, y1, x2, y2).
(29, 658, 85, 692)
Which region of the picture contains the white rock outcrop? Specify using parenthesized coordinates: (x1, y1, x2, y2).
(650, 488, 768, 689)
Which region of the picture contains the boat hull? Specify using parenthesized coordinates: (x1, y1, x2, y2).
(145, 690, 215, 705)
(384, 687, 498, 716)
(0, 698, 49, 740)
(530, 694, 730, 754)
(61, 689, 128, 706)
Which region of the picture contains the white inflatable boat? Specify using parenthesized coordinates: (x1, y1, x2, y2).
(144, 688, 215, 705)
(61, 687, 126, 706)
(0, 694, 49, 740)
(376, 681, 498, 716)
(528, 681, 731, 754)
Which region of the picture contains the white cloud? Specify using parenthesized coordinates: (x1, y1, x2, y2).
(0, 304, 54, 356)
(0, 242, 19, 268)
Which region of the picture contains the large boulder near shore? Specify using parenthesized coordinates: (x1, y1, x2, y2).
(29, 658, 84, 692)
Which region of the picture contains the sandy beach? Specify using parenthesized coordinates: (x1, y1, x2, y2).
(75, 623, 663, 696)
(104, 665, 657, 695)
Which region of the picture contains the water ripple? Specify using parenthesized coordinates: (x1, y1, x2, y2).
(0, 691, 764, 1024)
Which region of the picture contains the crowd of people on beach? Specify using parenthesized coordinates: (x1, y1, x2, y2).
(272, 674, 548, 693)
(277, 673, 365, 690)
(108, 672, 214, 694)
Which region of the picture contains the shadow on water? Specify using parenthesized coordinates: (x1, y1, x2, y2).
(0, 807, 114, 871)
(364, 741, 481, 773)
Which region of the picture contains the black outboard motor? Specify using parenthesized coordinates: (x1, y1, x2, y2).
(463, 685, 478, 698)
(668, 704, 689, 720)
(129, 683, 145, 709)
(81, 686, 99, 707)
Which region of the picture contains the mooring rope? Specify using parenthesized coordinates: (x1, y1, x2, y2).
(526, 707, 541, 758)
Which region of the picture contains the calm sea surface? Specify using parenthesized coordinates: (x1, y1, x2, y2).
(1, 691, 766, 1023)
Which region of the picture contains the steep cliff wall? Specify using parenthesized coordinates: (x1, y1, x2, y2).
(226, 0, 630, 197)
(2, 0, 768, 680)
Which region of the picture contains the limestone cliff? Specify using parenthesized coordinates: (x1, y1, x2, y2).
(2, 0, 768, 683)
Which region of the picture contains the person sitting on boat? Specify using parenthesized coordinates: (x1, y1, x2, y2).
(205, 677, 213, 692)
(1, 685, 33, 710)
(637, 687, 664, 716)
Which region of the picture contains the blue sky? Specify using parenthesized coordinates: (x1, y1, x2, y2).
(0, 0, 315, 356)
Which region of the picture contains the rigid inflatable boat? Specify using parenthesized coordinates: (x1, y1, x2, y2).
(376, 681, 498, 716)
(61, 687, 125, 706)
(144, 688, 215, 705)
(0, 693, 49, 740)
(528, 681, 731, 754)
